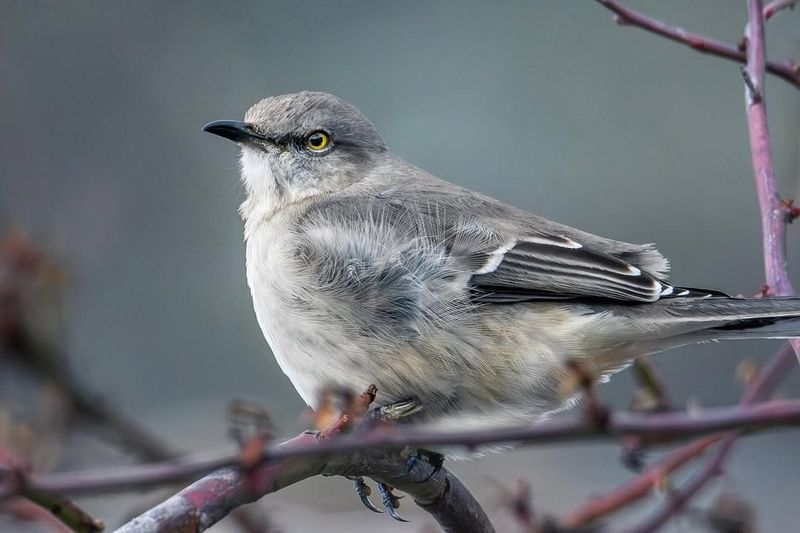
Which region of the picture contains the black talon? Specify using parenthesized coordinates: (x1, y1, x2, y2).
(348, 476, 383, 514)
(377, 482, 408, 522)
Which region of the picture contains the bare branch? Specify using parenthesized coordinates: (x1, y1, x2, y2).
(594, 0, 800, 90)
(741, 0, 798, 304)
(575, 1, 799, 527)
(6, 399, 798, 500)
(0, 497, 75, 533)
(764, 0, 799, 19)
(115, 434, 493, 533)
(105, 394, 800, 531)
(558, 434, 723, 529)
(623, 4, 799, 527)
(630, 345, 799, 531)
(560, 341, 797, 529)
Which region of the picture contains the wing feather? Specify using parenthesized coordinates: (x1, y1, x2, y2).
(296, 191, 718, 306)
(469, 236, 666, 303)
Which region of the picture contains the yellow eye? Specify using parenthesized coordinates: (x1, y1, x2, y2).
(305, 131, 330, 152)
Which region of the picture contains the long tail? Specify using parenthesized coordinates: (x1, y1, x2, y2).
(639, 296, 800, 347)
(585, 295, 800, 379)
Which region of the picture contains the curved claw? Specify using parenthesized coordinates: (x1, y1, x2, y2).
(348, 476, 383, 514)
(377, 482, 408, 522)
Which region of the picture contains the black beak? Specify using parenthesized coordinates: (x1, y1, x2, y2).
(202, 120, 264, 143)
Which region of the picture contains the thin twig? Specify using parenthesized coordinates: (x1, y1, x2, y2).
(558, 341, 796, 529)
(0, 497, 75, 533)
(626, 4, 797, 528)
(7, 399, 800, 499)
(628, 342, 797, 532)
(558, 434, 722, 529)
(764, 0, 799, 19)
(594, 0, 800, 89)
(0, 230, 268, 533)
(112, 394, 800, 532)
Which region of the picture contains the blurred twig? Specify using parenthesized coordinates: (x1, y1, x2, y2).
(558, 343, 796, 530)
(6, 398, 800, 500)
(594, 0, 800, 89)
(628, 5, 796, 525)
(763, 0, 799, 19)
(558, 2, 800, 530)
(0, 230, 267, 532)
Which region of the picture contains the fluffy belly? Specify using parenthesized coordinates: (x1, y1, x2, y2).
(251, 287, 595, 424)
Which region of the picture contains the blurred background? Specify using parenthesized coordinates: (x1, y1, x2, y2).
(1, 1, 799, 531)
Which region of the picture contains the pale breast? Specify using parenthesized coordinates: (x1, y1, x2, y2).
(245, 216, 381, 408)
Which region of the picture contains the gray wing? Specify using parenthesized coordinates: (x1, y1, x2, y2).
(296, 184, 717, 306)
(463, 234, 670, 303)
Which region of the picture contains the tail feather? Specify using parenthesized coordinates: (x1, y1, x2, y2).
(588, 296, 800, 379)
(649, 296, 800, 343)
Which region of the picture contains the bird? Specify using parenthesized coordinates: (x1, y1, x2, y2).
(204, 91, 800, 517)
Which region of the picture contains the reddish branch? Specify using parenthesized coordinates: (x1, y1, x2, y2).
(764, 0, 799, 19)
(564, 2, 800, 530)
(0, 230, 270, 533)
(3, 399, 797, 502)
(627, 3, 798, 529)
(0, 497, 74, 533)
(115, 433, 492, 533)
(741, 0, 799, 313)
(561, 341, 797, 529)
(558, 435, 723, 528)
(556, 2, 800, 529)
(629, 343, 797, 532)
(594, 0, 800, 90)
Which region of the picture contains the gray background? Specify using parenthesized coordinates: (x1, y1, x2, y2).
(2, 1, 799, 531)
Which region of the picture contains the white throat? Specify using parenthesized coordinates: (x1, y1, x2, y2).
(238, 146, 287, 240)
(238, 146, 331, 239)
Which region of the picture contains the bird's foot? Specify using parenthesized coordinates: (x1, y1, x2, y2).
(347, 476, 383, 514)
(347, 477, 410, 521)
(347, 447, 443, 517)
(368, 398, 424, 423)
(377, 482, 408, 522)
(401, 447, 445, 483)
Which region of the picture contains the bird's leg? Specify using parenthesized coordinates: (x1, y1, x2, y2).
(340, 395, 425, 518)
(377, 482, 408, 522)
(367, 398, 424, 423)
(372, 399, 441, 482)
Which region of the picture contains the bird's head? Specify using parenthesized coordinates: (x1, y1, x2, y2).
(204, 91, 388, 216)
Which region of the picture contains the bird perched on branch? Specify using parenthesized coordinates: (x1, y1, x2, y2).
(204, 91, 800, 515)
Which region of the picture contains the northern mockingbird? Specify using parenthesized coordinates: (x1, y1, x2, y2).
(204, 91, 800, 519)
(204, 91, 800, 426)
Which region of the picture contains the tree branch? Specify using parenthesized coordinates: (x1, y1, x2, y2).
(559, 340, 796, 529)
(558, 434, 723, 529)
(741, 0, 798, 309)
(629, 342, 797, 532)
(101, 396, 800, 531)
(0, 229, 269, 533)
(764, 0, 799, 19)
(115, 434, 493, 533)
(594, 0, 800, 90)
(7, 399, 798, 501)
(624, 4, 798, 528)
(0, 497, 75, 533)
